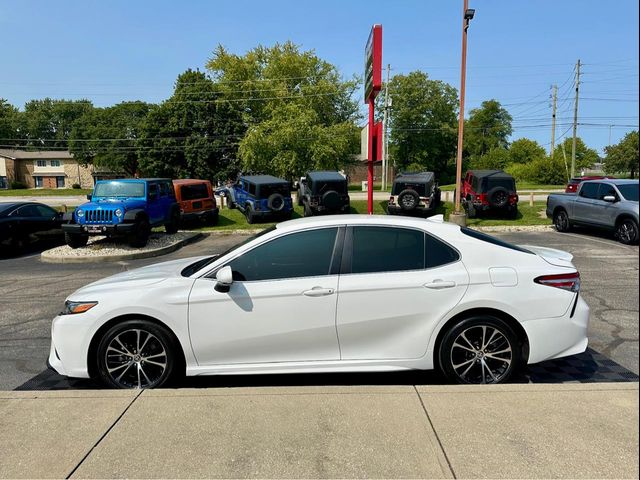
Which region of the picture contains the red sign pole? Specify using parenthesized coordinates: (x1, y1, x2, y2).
(367, 98, 375, 214)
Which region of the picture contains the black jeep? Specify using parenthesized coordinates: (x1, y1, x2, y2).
(461, 170, 519, 219)
(387, 172, 441, 217)
(297, 171, 350, 216)
(226, 175, 294, 224)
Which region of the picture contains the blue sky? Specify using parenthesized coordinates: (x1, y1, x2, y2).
(1, 0, 638, 154)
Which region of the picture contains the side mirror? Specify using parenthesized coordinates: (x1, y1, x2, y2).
(603, 195, 617, 203)
(86, 194, 92, 201)
(214, 265, 234, 293)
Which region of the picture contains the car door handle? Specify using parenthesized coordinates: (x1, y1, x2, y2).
(424, 280, 456, 289)
(302, 287, 335, 297)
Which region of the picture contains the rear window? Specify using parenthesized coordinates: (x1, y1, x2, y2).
(617, 184, 639, 202)
(313, 181, 347, 195)
(180, 183, 209, 201)
(259, 184, 290, 198)
(460, 228, 533, 254)
(392, 182, 427, 196)
(485, 178, 515, 191)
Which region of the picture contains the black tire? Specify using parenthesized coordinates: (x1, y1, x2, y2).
(64, 232, 88, 249)
(433, 188, 442, 208)
(127, 217, 150, 248)
(267, 193, 285, 212)
(507, 205, 518, 220)
(207, 211, 219, 226)
(487, 187, 509, 208)
(553, 209, 571, 233)
(297, 190, 304, 207)
(438, 315, 521, 384)
(322, 190, 341, 210)
(465, 201, 476, 219)
(303, 202, 313, 217)
(398, 189, 419, 211)
(165, 208, 180, 234)
(245, 204, 255, 224)
(95, 319, 179, 389)
(616, 218, 639, 245)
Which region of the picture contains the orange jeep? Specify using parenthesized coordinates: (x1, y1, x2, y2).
(173, 179, 219, 225)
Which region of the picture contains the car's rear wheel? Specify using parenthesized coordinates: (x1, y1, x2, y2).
(95, 320, 177, 389)
(303, 203, 313, 217)
(64, 232, 88, 249)
(438, 316, 521, 384)
(616, 218, 639, 245)
(245, 204, 255, 224)
(553, 209, 571, 232)
(207, 211, 219, 226)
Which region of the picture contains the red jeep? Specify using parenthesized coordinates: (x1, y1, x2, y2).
(461, 170, 519, 219)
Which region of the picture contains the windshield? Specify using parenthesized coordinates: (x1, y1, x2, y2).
(392, 182, 428, 196)
(617, 184, 639, 202)
(94, 181, 145, 198)
(181, 226, 277, 277)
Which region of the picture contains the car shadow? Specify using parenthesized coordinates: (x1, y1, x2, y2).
(0, 233, 65, 260)
(13, 348, 638, 391)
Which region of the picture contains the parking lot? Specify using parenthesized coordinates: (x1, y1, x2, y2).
(0, 227, 637, 391)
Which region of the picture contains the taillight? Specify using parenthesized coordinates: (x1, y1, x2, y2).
(389, 196, 394, 204)
(534, 272, 580, 292)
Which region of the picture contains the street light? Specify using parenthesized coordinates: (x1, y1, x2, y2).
(451, 0, 475, 227)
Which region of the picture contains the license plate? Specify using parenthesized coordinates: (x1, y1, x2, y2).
(86, 226, 102, 233)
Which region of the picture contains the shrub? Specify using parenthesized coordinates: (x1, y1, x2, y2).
(72, 183, 81, 189)
(506, 156, 569, 185)
(10, 181, 27, 189)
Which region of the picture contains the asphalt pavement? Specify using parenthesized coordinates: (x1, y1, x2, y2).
(0, 227, 637, 391)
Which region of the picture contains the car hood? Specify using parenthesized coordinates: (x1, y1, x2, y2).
(520, 245, 575, 268)
(70, 256, 210, 297)
(81, 198, 147, 210)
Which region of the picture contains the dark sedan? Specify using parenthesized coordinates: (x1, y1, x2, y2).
(0, 202, 64, 253)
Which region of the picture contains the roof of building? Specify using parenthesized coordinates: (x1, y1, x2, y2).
(242, 175, 289, 184)
(306, 171, 347, 182)
(0, 149, 74, 160)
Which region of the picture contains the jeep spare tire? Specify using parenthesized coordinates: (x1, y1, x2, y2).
(398, 189, 420, 211)
(322, 190, 341, 210)
(267, 193, 285, 212)
(487, 187, 509, 208)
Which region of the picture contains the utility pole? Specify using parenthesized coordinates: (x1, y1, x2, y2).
(382, 63, 391, 191)
(550, 84, 557, 157)
(571, 59, 581, 177)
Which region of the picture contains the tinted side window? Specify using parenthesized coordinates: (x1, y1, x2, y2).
(248, 183, 257, 196)
(351, 227, 424, 274)
(461, 227, 533, 254)
(159, 182, 170, 197)
(579, 183, 599, 199)
(35, 205, 56, 217)
(227, 228, 337, 282)
(597, 184, 617, 200)
(16, 205, 40, 217)
(425, 233, 460, 268)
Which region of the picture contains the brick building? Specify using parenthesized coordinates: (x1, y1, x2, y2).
(0, 149, 94, 189)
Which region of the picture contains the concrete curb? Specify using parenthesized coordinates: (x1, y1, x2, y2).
(40, 232, 203, 264)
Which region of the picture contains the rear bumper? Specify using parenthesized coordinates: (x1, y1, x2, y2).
(181, 207, 219, 221)
(524, 294, 590, 364)
(62, 223, 135, 235)
(387, 203, 435, 214)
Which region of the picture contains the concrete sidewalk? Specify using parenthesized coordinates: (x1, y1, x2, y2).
(1, 383, 637, 479)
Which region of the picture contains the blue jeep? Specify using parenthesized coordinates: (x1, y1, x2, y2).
(62, 178, 180, 248)
(223, 175, 293, 224)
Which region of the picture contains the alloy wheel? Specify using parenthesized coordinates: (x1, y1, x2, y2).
(450, 325, 513, 384)
(617, 220, 637, 244)
(104, 328, 168, 389)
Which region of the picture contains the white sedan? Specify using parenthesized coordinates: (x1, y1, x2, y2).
(49, 215, 589, 388)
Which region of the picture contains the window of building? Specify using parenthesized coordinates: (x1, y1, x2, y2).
(35, 177, 43, 188)
(36, 160, 47, 167)
(56, 176, 65, 188)
(50, 160, 61, 167)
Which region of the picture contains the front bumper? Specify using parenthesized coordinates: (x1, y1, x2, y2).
(62, 223, 136, 236)
(524, 294, 590, 364)
(48, 313, 95, 379)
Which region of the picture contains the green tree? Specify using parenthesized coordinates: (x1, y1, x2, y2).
(509, 138, 546, 164)
(470, 147, 510, 170)
(387, 71, 458, 179)
(552, 137, 600, 172)
(138, 69, 246, 180)
(0, 99, 20, 145)
(19, 98, 94, 148)
(604, 130, 639, 178)
(69, 102, 153, 176)
(207, 42, 360, 177)
(464, 100, 513, 160)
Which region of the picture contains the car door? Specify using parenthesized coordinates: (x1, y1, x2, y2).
(335, 225, 469, 360)
(188, 227, 342, 365)
(146, 183, 163, 224)
(573, 182, 599, 223)
(593, 183, 619, 226)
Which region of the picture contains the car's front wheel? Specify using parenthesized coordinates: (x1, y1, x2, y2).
(95, 320, 178, 389)
(128, 217, 150, 248)
(165, 208, 180, 234)
(64, 232, 88, 249)
(438, 316, 521, 384)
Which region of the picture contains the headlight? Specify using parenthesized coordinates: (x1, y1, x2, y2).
(61, 301, 98, 315)
(114, 208, 123, 217)
(76, 209, 84, 218)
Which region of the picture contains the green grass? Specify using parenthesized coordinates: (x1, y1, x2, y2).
(191, 200, 550, 231)
(0, 188, 92, 196)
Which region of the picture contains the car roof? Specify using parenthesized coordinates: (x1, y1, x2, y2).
(276, 213, 460, 234)
(0, 201, 48, 215)
(172, 179, 211, 185)
(306, 171, 346, 182)
(95, 178, 170, 183)
(394, 171, 435, 182)
(583, 178, 638, 185)
(242, 175, 289, 184)
(467, 170, 513, 179)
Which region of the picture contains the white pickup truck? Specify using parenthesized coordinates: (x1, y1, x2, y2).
(546, 179, 639, 244)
